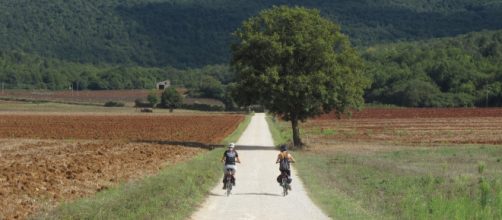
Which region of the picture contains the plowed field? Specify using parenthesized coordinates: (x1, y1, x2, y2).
(305, 108, 502, 145)
(315, 107, 502, 119)
(0, 113, 244, 219)
(0, 140, 204, 220)
(0, 114, 243, 144)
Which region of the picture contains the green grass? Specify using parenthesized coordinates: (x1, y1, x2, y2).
(305, 127, 337, 136)
(265, 115, 291, 146)
(295, 145, 502, 219)
(38, 148, 224, 220)
(0, 100, 219, 114)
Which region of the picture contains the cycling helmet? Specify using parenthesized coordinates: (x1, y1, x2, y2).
(228, 143, 235, 149)
(280, 144, 287, 152)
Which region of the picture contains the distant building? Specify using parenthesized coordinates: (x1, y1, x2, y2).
(156, 80, 171, 90)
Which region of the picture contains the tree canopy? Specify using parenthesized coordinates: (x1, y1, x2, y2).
(231, 6, 369, 146)
(160, 87, 183, 112)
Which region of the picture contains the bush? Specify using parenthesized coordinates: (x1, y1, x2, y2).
(134, 98, 152, 107)
(104, 101, 125, 107)
(180, 103, 224, 111)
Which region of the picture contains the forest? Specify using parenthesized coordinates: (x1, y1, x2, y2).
(1, 0, 501, 67)
(1, 0, 502, 107)
(363, 30, 502, 107)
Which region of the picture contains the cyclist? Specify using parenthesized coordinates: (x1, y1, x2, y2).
(221, 143, 240, 189)
(276, 144, 295, 189)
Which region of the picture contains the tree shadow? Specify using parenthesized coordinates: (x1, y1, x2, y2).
(134, 140, 217, 149)
(234, 145, 277, 151)
(209, 192, 282, 197)
(232, 192, 283, 197)
(133, 141, 278, 151)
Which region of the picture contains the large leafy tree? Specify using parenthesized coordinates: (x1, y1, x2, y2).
(160, 87, 183, 112)
(231, 6, 369, 147)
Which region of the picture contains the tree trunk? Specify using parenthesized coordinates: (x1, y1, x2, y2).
(291, 114, 302, 147)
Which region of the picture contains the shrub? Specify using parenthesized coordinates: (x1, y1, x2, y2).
(180, 103, 224, 111)
(104, 101, 125, 107)
(134, 98, 152, 107)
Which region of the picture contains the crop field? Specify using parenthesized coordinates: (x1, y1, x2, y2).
(270, 108, 502, 219)
(0, 114, 243, 144)
(0, 112, 244, 219)
(304, 108, 502, 145)
(0, 140, 204, 219)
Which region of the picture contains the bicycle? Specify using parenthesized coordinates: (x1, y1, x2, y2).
(280, 171, 290, 196)
(224, 168, 234, 196)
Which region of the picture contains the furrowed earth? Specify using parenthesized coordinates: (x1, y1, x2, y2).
(0, 113, 244, 219)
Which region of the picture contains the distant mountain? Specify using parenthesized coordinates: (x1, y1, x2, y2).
(1, 0, 502, 68)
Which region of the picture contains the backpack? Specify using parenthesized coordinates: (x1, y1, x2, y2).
(279, 153, 290, 170)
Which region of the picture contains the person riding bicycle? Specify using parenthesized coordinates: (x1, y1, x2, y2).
(221, 143, 240, 189)
(276, 144, 295, 188)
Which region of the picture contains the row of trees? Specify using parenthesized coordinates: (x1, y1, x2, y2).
(2, 29, 502, 108)
(0, 50, 230, 94)
(0, 28, 502, 109)
(1, 0, 501, 67)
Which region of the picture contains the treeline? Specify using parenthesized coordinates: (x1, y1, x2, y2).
(0, 50, 233, 101)
(2, 29, 502, 107)
(1, 0, 501, 67)
(363, 30, 502, 107)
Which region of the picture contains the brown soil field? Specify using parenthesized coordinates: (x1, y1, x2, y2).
(305, 108, 502, 145)
(0, 113, 244, 219)
(0, 114, 244, 144)
(0, 139, 204, 220)
(316, 107, 502, 119)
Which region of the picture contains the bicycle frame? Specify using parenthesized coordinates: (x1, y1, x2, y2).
(281, 172, 289, 196)
(225, 168, 234, 196)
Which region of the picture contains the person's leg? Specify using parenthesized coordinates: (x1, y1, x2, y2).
(230, 169, 236, 185)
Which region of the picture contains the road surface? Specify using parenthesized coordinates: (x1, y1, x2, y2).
(190, 113, 330, 220)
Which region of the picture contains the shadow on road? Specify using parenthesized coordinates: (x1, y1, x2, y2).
(134, 142, 277, 151)
(234, 145, 277, 151)
(232, 192, 283, 197)
(209, 192, 282, 197)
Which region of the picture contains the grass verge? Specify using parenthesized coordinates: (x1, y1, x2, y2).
(295, 145, 502, 219)
(38, 148, 224, 220)
(265, 114, 291, 146)
(221, 113, 253, 146)
(266, 117, 374, 219)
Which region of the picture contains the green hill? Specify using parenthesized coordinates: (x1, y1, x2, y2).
(1, 0, 501, 67)
(364, 30, 502, 107)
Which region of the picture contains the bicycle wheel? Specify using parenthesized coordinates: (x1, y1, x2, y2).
(226, 177, 232, 196)
(282, 178, 288, 196)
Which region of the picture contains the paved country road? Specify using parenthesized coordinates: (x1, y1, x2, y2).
(191, 113, 330, 220)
